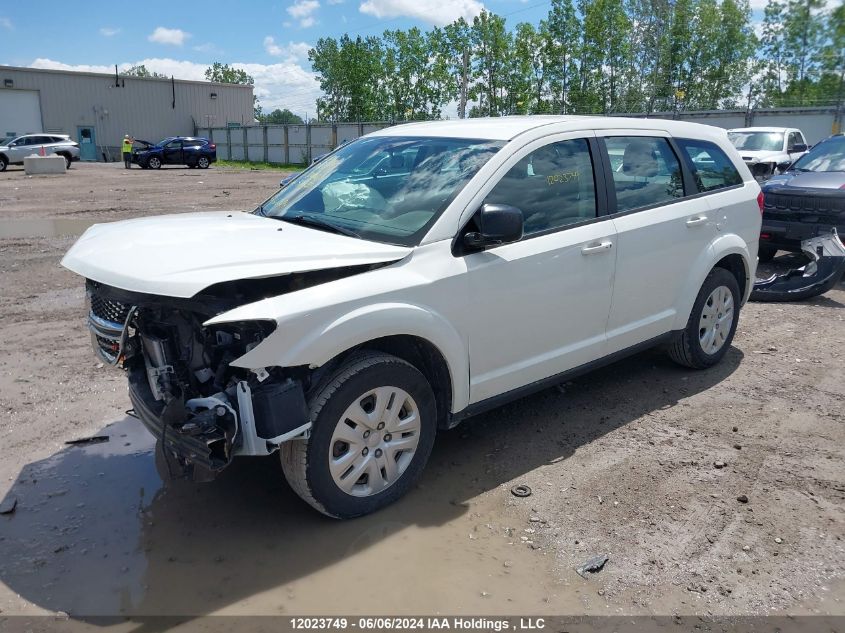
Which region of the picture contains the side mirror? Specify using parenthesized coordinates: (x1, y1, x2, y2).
(789, 143, 807, 153)
(463, 203, 524, 249)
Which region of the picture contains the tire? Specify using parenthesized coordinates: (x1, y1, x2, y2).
(281, 351, 437, 519)
(0, 155, 7, 172)
(758, 244, 777, 263)
(197, 156, 210, 169)
(668, 268, 741, 369)
(148, 156, 162, 169)
(60, 154, 71, 169)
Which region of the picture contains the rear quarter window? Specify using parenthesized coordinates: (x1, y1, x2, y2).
(675, 139, 743, 193)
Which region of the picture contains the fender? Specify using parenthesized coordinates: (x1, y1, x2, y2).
(671, 233, 752, 331)
(221, 302, 470, 413)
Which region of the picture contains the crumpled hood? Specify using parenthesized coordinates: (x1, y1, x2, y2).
(764, 171, 845, 191)
(61, 211, 411, 298)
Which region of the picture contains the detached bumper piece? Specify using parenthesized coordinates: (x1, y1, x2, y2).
(751, 230, 845, 302)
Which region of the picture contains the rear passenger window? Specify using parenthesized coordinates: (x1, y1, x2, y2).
(604, 137, 684, 213)
(485, 138, 597, 236)
(675, 139, 742, 193)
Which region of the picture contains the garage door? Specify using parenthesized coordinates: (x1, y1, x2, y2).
(0, 89, 43, 141)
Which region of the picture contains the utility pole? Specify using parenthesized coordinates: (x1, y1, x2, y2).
(459, 49, 469, 119)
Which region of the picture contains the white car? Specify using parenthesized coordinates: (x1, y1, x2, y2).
(0, 133, 80, 171)
(62, 117, 761, 518)
(727, 127, 808, 179)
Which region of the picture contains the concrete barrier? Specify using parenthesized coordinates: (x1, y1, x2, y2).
(24, 154, 66, 175)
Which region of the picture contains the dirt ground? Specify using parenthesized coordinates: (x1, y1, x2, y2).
(0, 163, 842, 619)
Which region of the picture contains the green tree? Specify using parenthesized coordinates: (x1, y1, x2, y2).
(469, 10, 511, 116)
(546, 0, 581, 113)
(579, 0, 631, 113)
(782, 0, 827, 104)
(261, 108, 304, 124)
(122, 64, 168, 79)
(310, 35, 385, 121)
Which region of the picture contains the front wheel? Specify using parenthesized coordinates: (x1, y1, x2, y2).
(148, 156, 162, 169)
(668, 268, 740, 369)
(281, 352, 437, 519)
(0, 155, 7, 172)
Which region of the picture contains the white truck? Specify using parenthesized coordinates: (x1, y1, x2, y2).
(727, 127, 808, 180)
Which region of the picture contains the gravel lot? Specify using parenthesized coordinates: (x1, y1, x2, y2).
(0, 163, 842, 618)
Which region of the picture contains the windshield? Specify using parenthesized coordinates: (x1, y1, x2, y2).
(728, 132, 784, 152)
(789, 137, 845, 172)
(257, 135, 504, 246)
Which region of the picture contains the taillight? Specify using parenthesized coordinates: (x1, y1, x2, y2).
(757, 191, 764, 214)
(209, 144, 216, 150)
(760, 233, 771, 240)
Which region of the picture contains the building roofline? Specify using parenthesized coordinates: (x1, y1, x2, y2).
(0, 64, 253, 90)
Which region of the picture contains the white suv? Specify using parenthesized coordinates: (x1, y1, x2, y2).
(62, 117, 761, 518)
(0, 133, 81, 171)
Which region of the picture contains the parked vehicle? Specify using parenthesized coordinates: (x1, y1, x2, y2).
(62, 117, 761, 518)
(133, 137, 216, 169)
(727, 127, 808, 180)
(758, 134, 845, 262)
(0, 134, 80, 171)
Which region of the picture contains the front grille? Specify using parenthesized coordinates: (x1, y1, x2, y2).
(764, 192, 845, 217)
(90, 294, 131, 325)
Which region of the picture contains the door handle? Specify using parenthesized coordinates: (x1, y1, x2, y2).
(686, 216, 708, 226)
(581, 241, 613, 255)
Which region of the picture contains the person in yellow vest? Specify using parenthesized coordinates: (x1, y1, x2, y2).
(122, 135, 134, 169)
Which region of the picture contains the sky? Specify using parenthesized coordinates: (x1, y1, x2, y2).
(0, 0, 817, 120)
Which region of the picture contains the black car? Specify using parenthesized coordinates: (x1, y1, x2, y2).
(759, 134, 845, 261)
(133, 136, 217, 169)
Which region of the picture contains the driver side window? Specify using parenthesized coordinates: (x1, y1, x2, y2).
(484, 138, 597, 236)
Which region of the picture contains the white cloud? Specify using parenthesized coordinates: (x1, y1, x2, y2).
(287, 0, 320, 27)
(148, 27, 190, 46)
(99, 27, 120, 37)
(359, 0, 483, 26)
(264, 37, 311, 62)
(0, 17, 13, 30)
(327, 0, 345, 4)
(193, 42, 221, 54)
(29, 57, 320, 120)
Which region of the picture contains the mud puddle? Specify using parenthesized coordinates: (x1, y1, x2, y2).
(0, 218, 100, 239)
(0, 416, 580, 617)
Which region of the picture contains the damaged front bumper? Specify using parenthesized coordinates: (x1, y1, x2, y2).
(751, 229, 845, 302)
(87, 281, 312, 481)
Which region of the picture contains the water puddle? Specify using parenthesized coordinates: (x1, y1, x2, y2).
(0, 218, 100, 239)
(0, 416, 575, 617)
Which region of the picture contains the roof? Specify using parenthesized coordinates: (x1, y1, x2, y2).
(368, 115, 732, 142)
(0, 64, 253, 90)
(727, 127, 796, 133)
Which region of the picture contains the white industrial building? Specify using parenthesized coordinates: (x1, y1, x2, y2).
(0, 65, 254, 161)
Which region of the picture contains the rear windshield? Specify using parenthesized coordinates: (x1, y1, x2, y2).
(257, 135, 504, 246)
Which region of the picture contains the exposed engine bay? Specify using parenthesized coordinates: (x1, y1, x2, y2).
(86, 277, 321, 481)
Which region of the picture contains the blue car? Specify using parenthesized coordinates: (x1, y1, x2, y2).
(133, 136, 217, 169)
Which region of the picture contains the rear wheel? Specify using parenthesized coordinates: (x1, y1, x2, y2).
(281, 352, 437, 519)
(668, 268, 740, 369)
(758, 244, 777, 263)
(148, 156, 162, 169)
(0, 155, 7, 172)
(197, 156, 210, 169)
